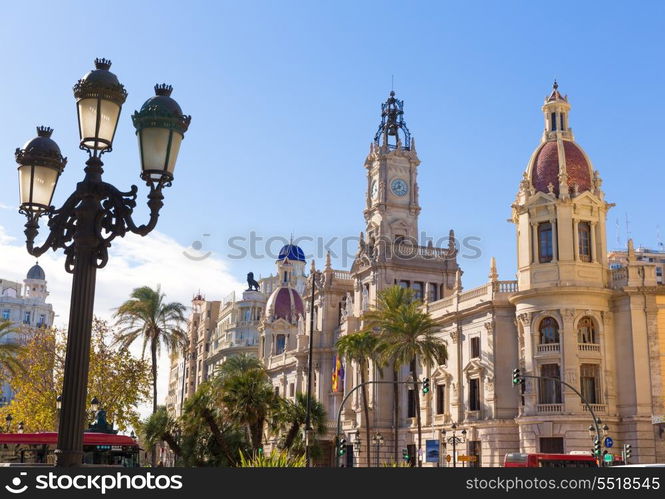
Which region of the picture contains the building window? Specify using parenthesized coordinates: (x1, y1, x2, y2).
(428, 283, 438, 302)
(539, 364, 562, 404)
(283, 271, 288, 283)
(578, 222, 592, 262)
(23, 311, 31, 325)
(539, 317, 559, 344)
(538, 222, 553, 263)
(412, 282, 423, 301)
(289, 383, 295, 398)
(470, 337, 480, 359)
(399, 280, 410, 289)
(407, 389, 416, 418)
(577, 317, 596, 344)
(38, 314, 46, 327)
(540, 437, 564, 454)
(275, 334, 286, 354)
(580, 364, 600, 404)
(274, 386, 280, 396)
(1, 310, 9, 320)
(551, 112, 557, 131)
(468, 378, 480, 411)
(436, 384, 445, 415)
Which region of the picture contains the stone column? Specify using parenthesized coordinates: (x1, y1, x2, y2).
(561, 309, 579, 412)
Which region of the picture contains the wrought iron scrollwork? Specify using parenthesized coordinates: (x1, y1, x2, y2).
(22, 176, 166, 274)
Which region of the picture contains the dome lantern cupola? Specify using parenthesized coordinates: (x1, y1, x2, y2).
(542, 80, 573, 142)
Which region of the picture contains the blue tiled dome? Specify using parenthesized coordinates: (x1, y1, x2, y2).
(27, 262, 45, 280)
(277, 244, 305, 262)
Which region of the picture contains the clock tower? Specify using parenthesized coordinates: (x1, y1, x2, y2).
(364, 91, 421, 246)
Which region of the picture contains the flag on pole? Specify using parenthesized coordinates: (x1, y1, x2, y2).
(332, 355, 345, 392)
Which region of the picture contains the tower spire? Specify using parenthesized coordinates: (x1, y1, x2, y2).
(374, 90, 411, 150)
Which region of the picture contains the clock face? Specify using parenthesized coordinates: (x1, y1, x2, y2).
(390, 178, 409, 197)
(370, 180, 378, 199)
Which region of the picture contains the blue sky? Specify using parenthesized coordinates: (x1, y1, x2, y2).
(1, 0, 664, 302)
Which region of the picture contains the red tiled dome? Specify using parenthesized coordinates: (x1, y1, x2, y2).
(266, 287, 304, 322)
(531, 141, 591, 196)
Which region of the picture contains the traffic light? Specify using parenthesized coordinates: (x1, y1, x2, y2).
(402, 449, 410, 461)
(593, 437, 601, 456)
(512, 368, 523, 386)
(623, 443, 632, 462)
(338, 438, 347, 456)
(422, 377, 430, 394)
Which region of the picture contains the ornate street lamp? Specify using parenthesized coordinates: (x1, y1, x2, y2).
(5, 414, 12, 432)
(56, 395, 62, 411)
(372, 432, 384, 467)
(304, 262, 321, 467)
(14, 58, 190, 467)
(442, 423, 466, 468)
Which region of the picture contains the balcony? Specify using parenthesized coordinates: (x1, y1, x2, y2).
(536, 343, 560, 354)
(537, 403, 563, 414)
(577, 343, 600, 353)
(465, 410, 481, 421)
(583, 403, 606, 414)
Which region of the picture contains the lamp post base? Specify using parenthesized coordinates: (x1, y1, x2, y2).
(54, 449, 84, 467)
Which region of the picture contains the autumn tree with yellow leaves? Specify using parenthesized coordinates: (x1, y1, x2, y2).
(0, 318, 151, 433)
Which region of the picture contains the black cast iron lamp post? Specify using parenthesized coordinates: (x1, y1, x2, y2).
(443, 423, 466, 468)
(372, 432, 384, 467)
(14, 58, 190, 467)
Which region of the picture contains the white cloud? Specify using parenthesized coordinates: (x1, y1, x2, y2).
(0, 224, 243, 420)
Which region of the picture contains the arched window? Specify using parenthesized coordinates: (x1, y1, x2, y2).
(577, 317, 596, 344)
(539, 317, 559, 344)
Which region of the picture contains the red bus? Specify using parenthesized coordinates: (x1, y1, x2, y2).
(0, 432, 140, 467)
(504, 452, 623, 468)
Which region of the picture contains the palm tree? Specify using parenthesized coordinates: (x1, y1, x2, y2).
(113, 286, 187, 415)
(214, 353, 263, 380)
(113, 286, 186, 466)
(363, 286, 447, 467)
(214, 360, 279, 452)
(278, 392, 327, 451)
(0, 320, 23, 379)
(336, 331, 379, 466)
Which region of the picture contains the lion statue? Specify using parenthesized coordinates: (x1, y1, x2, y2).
(246, 272, 260, 292)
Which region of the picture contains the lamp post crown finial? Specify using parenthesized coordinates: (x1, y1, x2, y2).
(94, 58, 112, 70)
(36, 126, 53, 138)
(154, 83, 173, 97)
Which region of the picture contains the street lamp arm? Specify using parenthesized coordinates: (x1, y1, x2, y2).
(99, 180, 166, 239)
(22, 192, 79, 259)
(20, 167, 167, 273)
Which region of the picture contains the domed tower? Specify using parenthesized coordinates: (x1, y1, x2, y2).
(512, 81, 611, 290)
(24, 261, 49, 302)
(259, 285, 305, 360)
(275, 242, 307, 295)
(510, 83, 618, 454)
